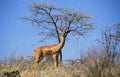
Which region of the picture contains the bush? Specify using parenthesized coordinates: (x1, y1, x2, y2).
(0, 51, 120, 77)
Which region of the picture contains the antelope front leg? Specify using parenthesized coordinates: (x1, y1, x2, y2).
(53, 54, 58, 68)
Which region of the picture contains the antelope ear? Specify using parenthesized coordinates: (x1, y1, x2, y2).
(58, 29, 62, 33)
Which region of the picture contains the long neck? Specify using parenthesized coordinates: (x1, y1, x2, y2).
(58, 35, 66, 49)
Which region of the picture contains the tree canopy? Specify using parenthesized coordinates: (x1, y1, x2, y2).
(22, 2, 94, 42)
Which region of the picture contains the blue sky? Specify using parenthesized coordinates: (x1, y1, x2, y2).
(0, 0, 120, 60)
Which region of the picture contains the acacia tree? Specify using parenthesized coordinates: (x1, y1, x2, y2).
(115, 23, 120, 41)
(98, 24, 120, 64)
(22, 2, 93, 62)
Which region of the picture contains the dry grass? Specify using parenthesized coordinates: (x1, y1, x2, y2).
(0, 51, 120, 77)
